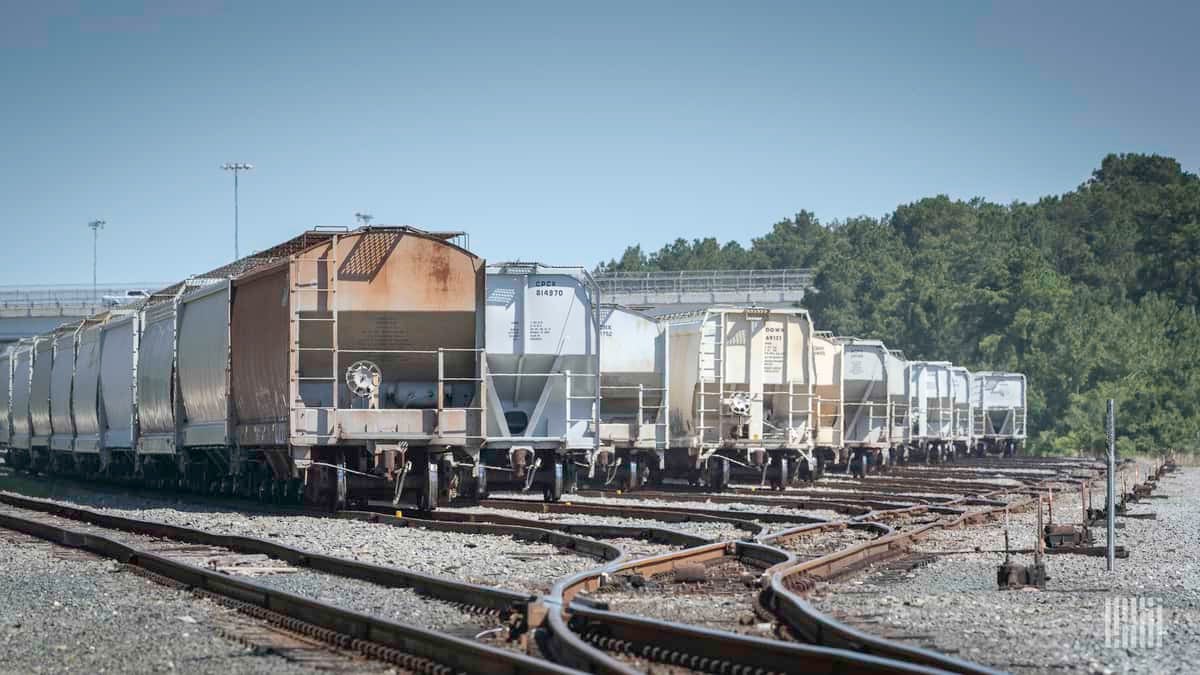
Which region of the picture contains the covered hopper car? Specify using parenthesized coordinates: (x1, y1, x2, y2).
(971, 371, 1027, 456)
(659, 306, 818, 490)
(3, 226, 486, 511)
(0, 225, 1030, 501)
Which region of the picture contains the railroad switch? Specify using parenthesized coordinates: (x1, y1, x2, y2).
(1044, 523, 1092, 549)
(998, 492, 1049, 590)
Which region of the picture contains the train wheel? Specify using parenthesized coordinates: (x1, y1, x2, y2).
(564, 459, 579, 495)
(647, 461, 664, 487)
(543, 458, 565, 502)
(707, 457, 730, 492)
(623, 457, 640, 492)
(472, 463, 489, 501)
(438, 457, 458, 503)
(417, 457, 439, 511)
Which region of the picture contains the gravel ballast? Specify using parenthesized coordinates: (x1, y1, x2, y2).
(0, 531, 330, 674)
(0, 484, 601, 595)
(811, 461, 1197, 674)
(494, 491, 845, 525)
(440, 505, 748, 542)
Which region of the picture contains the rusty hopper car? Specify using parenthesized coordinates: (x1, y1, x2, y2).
(662, 306, 816, 491)
(233, 227, 485, 510)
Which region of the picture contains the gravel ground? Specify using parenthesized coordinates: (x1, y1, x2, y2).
(495, 491, 845, 523)
(0, 487, 601, 595)
(0, 531, 332, 674)
(0, 500, 515, 646)
(732, 483, 959, 501)
(440, 505, 747, 542)
(250, 570, 506, 640)
(585, 558, 775, 639)
(603, 537, 686, 560)
(771, 526, 879, 560)
(811, 461, 1198, 674)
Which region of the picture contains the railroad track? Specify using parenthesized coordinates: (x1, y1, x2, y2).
(0, 493, 575, 674)
(565, 488, 907, 514)
(548, 537, 977, 675)
(0, 459, 1110, 675)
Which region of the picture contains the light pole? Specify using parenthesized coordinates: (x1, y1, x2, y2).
(222, 163, 254, 259)
(355, 212, 373, 227)
(87, 220, 105, 302)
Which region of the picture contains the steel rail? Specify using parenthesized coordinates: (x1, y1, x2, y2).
(0, 505, 576, 675)
(385, 506, 713, 548)
(545, 539, 957, 674)
(475, 497, 770, 536)
(759, 498, 1032, 675)
(338, 508, 624, 564)
(0, 491, 538, 614)
(567, 488, 906, 514)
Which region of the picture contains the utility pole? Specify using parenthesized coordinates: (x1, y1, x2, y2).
(1106, 399, 1116, 572)
(222, 163, 254, 259)
(87, 220, 105, 302)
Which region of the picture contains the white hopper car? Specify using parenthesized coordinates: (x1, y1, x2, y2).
(660, 306, 817, 490)
(971, 371, 1027, 455)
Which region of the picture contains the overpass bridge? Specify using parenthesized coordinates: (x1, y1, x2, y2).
(0, 284, 160, 346)
(593, 268, 815, 315)
(2, 269, 817, 346)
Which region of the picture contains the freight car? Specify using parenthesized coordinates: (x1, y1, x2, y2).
(837, 337, 909, 475)
(659, 306, 817, 491)
(904, 360, 955, 463)
(482, 264, 671, 496)
(3, 227, 486, 511)
(482, 263, 602, 500)
(971, 371, 1027, 456)
(0, 226, 1031, 500)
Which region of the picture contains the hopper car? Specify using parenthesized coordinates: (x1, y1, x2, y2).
(970, 371, 1027, 456)
(657, 306, 818, 491)
(0, 225, 1027, 503)
(3, 227, 486, 511)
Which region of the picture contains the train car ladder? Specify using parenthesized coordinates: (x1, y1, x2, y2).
(290, 234, 340, 440)
(696, 312, 726, 450)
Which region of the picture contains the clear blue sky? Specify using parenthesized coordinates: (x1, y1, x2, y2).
(1, 1, 1196, 286)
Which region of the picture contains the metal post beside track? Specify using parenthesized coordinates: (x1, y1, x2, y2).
(1106, 398, 1116, 572)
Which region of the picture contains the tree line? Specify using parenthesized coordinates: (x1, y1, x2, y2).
(599, 154, 1200, 455)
